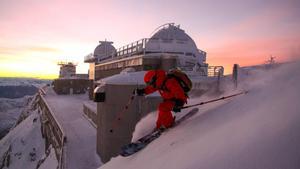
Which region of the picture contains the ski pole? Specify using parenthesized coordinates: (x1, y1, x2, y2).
(110, 89, 136, 133)
(182, 91, 248, 109)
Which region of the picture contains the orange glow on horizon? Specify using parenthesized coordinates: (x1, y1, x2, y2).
(0, 1, 299, 78)
(0, 70, 58, 79)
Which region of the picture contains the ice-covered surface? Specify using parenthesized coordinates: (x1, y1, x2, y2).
(44, 88, 102, 169)
(0, 110, 58, 169)
(99, 61, 300, 169)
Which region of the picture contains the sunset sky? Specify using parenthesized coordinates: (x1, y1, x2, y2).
(0, 0, 299, 79)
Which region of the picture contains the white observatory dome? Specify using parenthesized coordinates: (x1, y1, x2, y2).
(146, 23, 201, 59)
(94, 41, 116, 60)
(151, 24, 193, 41)
(149, 23, 198, 50)
(145, 23, 207, 70)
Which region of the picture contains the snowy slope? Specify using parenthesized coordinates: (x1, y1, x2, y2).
(99, 61, 300, 169)
(0, 97, 26, 138)
(0, 110, 58, 169)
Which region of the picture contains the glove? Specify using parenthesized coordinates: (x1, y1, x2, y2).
(172, 106, 182, 113)
(135, 88, 145, 96)
(173, 99, 184, 107)
(172, 99, 184, 113)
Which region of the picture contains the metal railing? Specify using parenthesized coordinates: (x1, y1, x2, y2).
(111, 39, 147, 59)
(207, 66, 224, 77)
(85, 37, 204, 64)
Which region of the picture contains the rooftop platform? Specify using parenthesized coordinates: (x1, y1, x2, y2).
(43, 87, 101, 169)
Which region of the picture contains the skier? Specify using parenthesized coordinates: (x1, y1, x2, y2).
(136, 69, 190, 130)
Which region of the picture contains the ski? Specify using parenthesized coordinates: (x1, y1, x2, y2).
(120, 108, 199, 157)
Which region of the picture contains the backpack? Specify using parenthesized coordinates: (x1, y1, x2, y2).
(165, 69, 192, 93)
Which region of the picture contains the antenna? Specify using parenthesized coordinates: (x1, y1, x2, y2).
(149, 23, 175, 37)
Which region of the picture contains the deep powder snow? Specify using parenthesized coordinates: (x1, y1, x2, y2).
(99, 61, 300, 169)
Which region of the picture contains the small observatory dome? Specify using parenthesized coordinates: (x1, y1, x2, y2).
(94, 41, 116, 61)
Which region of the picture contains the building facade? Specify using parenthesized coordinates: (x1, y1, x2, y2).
(84, 23, 211, 81)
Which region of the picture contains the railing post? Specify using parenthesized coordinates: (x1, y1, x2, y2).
(232, 64, 239, 88)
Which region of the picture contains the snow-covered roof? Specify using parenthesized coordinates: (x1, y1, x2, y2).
(96, 71, 146, 85)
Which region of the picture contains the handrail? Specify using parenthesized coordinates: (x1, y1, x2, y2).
(207, 66, 224, 77)
(87, 35, 206, 66)
(38, 90, 66, 169)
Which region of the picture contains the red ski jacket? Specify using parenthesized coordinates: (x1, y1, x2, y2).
(144, 70, 187, 102)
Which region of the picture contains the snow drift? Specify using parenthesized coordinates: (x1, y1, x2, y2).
(99, 61, 300, 169)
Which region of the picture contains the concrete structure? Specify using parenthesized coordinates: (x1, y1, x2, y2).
(85, 41, 117, 80)
(58, 62, 77, 78)
(83, 101, 97, 127)
(52, 79, 92, 95)
(95, 82, 161, 163)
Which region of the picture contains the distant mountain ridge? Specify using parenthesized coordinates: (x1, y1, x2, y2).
(0, 77, 50, 86)
(0, 85, 38, 99)
(0, 78, 50, 98)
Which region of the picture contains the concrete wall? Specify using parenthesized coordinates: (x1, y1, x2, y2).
(94, 65, 143, 80)
(95, 76, 226, 163)
(96, 84, 161, 163)
(53, 79, 92, 95)
(83, 102, 97, 127)
(93, 56, 177, 81)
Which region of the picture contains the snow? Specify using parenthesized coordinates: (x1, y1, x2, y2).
(0, 77, 49, 139)
(99, 61, 300, 169)
(97, 70, 220, 86)
(0, 97, 26, 138)
(0, 109, 58, 169)
(97, 71, 146, 85)
(43, 88, 102, 169)
(38, 147, 58, 169)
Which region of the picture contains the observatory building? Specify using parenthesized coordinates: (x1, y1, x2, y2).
(84, 23, 213, 80)
(57, 62, 77, 78)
